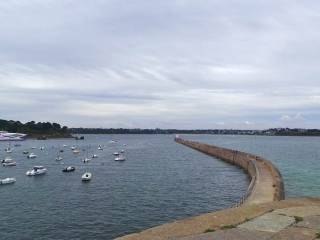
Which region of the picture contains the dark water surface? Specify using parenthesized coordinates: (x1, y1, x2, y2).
(0, 135, 248, 240)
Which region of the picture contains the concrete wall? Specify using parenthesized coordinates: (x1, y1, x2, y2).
(175, 138, 285, 204)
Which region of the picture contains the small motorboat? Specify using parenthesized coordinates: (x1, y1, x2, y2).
(92, 154, 98, 158)
(56, 156, 63, 161)
(83, 158, 91, 163)
(31, 147, 36, 149)
(82, 172, 92, 181)
(59, 149, 64, 153)
(71, 146, 76, 150)
(39, 146, 45, 150)
(63, 144, 67, 147)
(113, 152, 119, 156)
(26, 166, 47, 176)
(73, 149, 80, 154)
(27, 153, 37, 159)
(3, 161, 16, 167)
(0, 178, 16, 185)
(98, 145, 103, 150)
(115, 154, 126, 161)
(62, 166, 75, 172)
(23, 150, 29, 154)
(2, 157, 13, 163)
(120, 149, 125, 153)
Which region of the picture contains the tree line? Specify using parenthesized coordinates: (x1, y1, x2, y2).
(0, 119, 70, 137)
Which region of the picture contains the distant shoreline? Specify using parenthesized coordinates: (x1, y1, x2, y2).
(70, 127, 320, 137)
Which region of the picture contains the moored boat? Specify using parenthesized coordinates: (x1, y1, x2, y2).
(83, 158, 91, 163)
(82, 172, 92, 181)
(0, 178, 16, 185)
(115, 154, 126, 161)
(62, 166, 75, 172)
(27, 153, 37, 159)
(73, 149, 80, 154)
(3, 161, 17, 167)
(2, 157, 13, 163)
(26, 166, 47, 176)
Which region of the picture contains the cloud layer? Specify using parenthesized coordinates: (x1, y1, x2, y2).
(1, 0, 319, 129)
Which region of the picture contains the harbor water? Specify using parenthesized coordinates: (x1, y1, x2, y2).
(0, 134, 319, 239)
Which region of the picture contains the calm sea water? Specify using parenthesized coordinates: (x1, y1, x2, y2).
(0, 135, 248, 240)
(0, 134, 319, 239)
(186, 134, 320, 198)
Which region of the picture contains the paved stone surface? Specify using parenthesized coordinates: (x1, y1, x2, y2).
(269, 227, 317, 240)
(274, 206, 320, 218)
(115, 198, 320, 240)
(176, 228, 273, 240)
(296, 215, 320, 231)
(238, 213, 295, 233)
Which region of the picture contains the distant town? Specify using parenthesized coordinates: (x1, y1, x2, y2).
(71, 127, 320, 136)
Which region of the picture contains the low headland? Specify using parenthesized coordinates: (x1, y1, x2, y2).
(0, 119, 72, 139)
(116, 137, 320, 240)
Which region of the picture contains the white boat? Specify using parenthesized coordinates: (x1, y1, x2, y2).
(56, 156, 63, 161)
(71, 146, 76, 150)
(98, 145, 103, 150)
(113, 152, 119, 156)
(120, 149, 125, 153)
(0, 178, 16, 185)
(39, 146, 45, 150)
(27, 153, 37, 159)
(23, 150, 29, 154)
(62, 166, 75, 172)
(5, 144, 12, 153)
(82, 172, 92, 181)
(73, 149, 80, 154)
(31, 147, 36, 149)
(63, 144, 67, 147)
(3, 162, 16, 167)
(0, 131, 26, 141)
(115, 154, 126, 161)
(26, 166, 47, 176)
(92, 154, 98, 158)
(2, 157, 13, 163)
(83, 158, 91, 163)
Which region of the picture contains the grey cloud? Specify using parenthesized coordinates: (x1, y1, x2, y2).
(0, 0, 319, 128)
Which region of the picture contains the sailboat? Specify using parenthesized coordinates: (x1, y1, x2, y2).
(5, 143, 12, 153)
(56, 153, 63, 161)
(83, 146, 91, 163)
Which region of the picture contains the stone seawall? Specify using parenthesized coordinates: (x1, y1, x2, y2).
(175, 138, 284, 205)
(115, 138, 285, 240)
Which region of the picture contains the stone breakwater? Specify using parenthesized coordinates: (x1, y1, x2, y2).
(175, 138, 285, 205)
(115, 138, 286, 240)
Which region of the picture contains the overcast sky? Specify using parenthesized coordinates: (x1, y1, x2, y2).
(0, 0, 319, 129)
